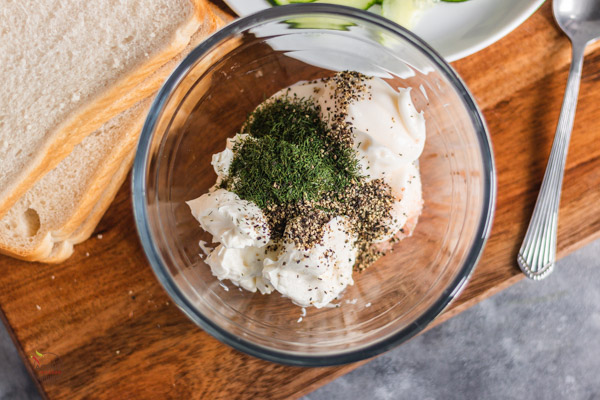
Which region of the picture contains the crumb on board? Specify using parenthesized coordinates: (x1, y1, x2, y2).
(35, 305, 41, 311)
(97, 234, 103, 239)
(297, 317, 303, 323)
(51, 275, 55, 280)
(365, 302, 372, 308)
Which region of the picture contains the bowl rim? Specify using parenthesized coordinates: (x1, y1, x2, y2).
(132, 3, 497, 367)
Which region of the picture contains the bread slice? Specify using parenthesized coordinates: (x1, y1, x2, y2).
(41, 7, 228, 264)
(0, 0, 209, 217)
(110, 2, 222, 108)
(41, 150, 136, 263)
(0, 4, 225, 263)
(0, 101, 149, 262)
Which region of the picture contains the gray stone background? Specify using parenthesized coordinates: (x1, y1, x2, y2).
(1, 239, 599, 400)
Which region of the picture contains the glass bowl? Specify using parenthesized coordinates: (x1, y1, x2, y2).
(132, 4, 496, 366)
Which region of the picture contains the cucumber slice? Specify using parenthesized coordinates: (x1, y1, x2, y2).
(313, 0, 377, 9)
(281, 0, 376, 30)
(382, 0, 420, 29)
(285, 16, 354, 30)
(268, 0, 314, 5)
(367, 3, 383, 15)
(270, 0, 377, 10)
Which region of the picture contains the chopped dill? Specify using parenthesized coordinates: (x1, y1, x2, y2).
(221, 96, 361, 209)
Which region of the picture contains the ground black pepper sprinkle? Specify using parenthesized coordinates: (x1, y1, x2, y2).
(264, 178, 396, 270)
(320, 71, 371, 147)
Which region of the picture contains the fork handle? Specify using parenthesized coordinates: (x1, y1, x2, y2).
(517, 42, 586, 280)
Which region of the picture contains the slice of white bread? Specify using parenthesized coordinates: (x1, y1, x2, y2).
(0, 0, 208, 217)
(0, 101, 149, 262)
(109, 3, 221, 106)
(41, 8, 228, 264)
(42, 150, 137, 263)
(0, 4, 225, 263)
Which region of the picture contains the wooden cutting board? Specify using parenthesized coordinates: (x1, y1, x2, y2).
(2, 2, 600, 399)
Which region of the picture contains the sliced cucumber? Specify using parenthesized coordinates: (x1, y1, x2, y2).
(276, 0, 454, 31)
(268, 0, 312, 5)
(313, 0, 378, 9)
(270, 0, 377, 10)
(382, 0, 420, 29)
(280, 0, 375, 31)
(285, 16, 354, 30)
(367, 3, 383, 15)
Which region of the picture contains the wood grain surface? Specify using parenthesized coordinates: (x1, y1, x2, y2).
(2, 2, 600, 399)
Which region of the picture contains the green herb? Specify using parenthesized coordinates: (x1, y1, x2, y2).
(243, 96, 326, 144)
(221, 96, 361, 209)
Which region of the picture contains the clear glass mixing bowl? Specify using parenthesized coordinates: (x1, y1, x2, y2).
(132, 4, 496, 366)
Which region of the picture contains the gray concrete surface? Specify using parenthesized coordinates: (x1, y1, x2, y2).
(1, 239, 599, 400)
(0, 323, 40, 400)
(305, 239, 600, 400)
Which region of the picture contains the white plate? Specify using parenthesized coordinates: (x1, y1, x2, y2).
(222, 0, 546, 62)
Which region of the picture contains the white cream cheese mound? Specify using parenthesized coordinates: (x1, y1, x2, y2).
(188, 73, 426, 309)
(263, 217, 357, 308)
(211, 134, 249, 184)
(206, 244, 275, 294)
(350, 82, 425, 242)
(186, 189, 270, 249)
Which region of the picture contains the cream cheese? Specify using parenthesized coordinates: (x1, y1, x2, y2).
(186, 189, 270, 249)
(206, 244, 275, 294)
(351, 85, 425, 169)
(211, 133, 249, 184)
(263, 217, 356, 308)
